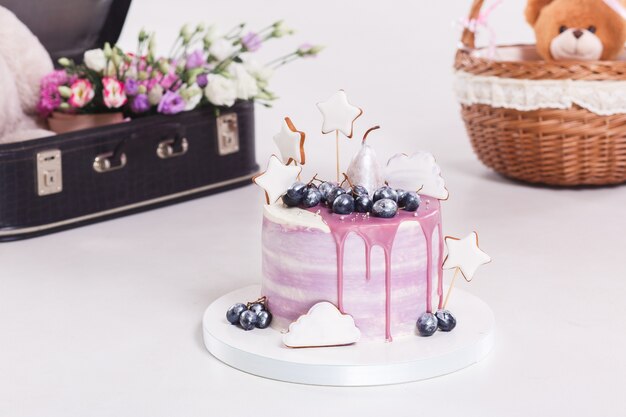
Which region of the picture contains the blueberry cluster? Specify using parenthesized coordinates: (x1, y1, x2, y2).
(283, 181, 421, 218)
(282, 181, 322, 208)
(226, 298, 272, 331)
(416, 309, 457, 337)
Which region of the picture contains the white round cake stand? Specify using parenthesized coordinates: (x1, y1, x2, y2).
(202, 285, 495, 386)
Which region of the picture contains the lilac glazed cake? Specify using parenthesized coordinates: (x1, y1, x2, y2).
(261, 198, 443, 341)
(248, 91, 459, 344)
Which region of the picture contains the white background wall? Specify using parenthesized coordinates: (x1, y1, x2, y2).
(4, 3, 626, 416)
(118, 0, 533, 180)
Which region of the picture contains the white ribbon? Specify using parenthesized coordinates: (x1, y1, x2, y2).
(604, 0, 626, 19)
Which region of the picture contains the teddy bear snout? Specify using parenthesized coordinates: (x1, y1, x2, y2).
(549, 27, 604, 61)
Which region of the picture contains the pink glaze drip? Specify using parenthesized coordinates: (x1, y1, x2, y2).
(437, 221, 444, 310)
(332, 232, 349, 313)
(364, 241, 372, 281)
(309, 196, 442, 342)
(419, 214, 438, 314)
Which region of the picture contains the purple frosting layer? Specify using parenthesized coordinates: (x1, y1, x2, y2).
(261, 200, 442, 341)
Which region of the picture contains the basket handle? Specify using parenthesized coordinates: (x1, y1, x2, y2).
(461, 0, 486, 49)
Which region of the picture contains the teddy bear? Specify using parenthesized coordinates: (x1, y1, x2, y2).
(526, 0, 626, 61)
(0, 6, 54, 143)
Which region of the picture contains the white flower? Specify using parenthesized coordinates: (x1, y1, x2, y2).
(83, 49, 106, 73)
(204, 74, 237, 107)
(209, 38, 237, 61)
(272, 21, 294, 38)
(148, 84, 164, 106)
(204, 25, 220, 44)
(180, 84, 203, 111)
(241, 55, 274, 83)
(231, 63, 258, 100)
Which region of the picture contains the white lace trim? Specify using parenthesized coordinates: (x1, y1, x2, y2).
(455, 70, 626, 116)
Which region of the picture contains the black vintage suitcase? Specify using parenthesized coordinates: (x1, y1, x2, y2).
(0, 0, 259, 241)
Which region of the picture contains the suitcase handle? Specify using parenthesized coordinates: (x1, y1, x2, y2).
(93, 136, 131, 173)
(157, 125, 188, 159)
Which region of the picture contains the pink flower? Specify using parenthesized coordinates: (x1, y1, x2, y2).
(102, 77, 127, 108)
(68, 79, 95, 108)
(41, 70, 69, 89)
(37, 84, 62, 116)
(160, 72, 180, 90)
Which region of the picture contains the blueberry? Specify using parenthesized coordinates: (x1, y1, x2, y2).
(239, 310, 258, 331)
(372, 198, 398, 218)
(302, 187, 322, 208)
(373, 186, 398, 202)
(396, 189, 407, 204)
(435, 309, 457, 332)
(355, 195, 373, 213)
(326, 187, 347, 206)
(249, 303, 264, 315)
(282, 193, 301, 207)
(286, 182, 307, 204)
(226, 303, 247, 325)
(351, 185, 369, 198)
(255, 310, 273, 329)
(417, 312, 438, 337)
(332, 194, 355, 214)
(319, 182, 337, 202)
(401, 192, 420, 211)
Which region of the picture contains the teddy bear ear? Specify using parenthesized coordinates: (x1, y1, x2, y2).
(525, 0, 555, 25)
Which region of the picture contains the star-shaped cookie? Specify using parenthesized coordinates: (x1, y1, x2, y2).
(253, 155, 302, 204)
(316, 90, 363, 138)
(442, 232, 491, 281)
(273, 117, 306, 165)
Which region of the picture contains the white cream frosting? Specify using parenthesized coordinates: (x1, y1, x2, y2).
(263, 204, 330, 232)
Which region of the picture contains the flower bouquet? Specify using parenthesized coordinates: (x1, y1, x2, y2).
(38, 21, 321, 134)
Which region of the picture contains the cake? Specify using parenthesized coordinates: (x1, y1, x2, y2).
(240, 90, 490, 348)
(262, 197, 443, 341)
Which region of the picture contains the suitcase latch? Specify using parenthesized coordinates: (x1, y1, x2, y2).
(157, 137, 189, 159)
(93, 151, 127, 173)
(216, 113, 240, 155)
(36, 149, 63, 196)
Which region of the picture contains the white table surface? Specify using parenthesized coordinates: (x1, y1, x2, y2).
(3, 0, 626, 415)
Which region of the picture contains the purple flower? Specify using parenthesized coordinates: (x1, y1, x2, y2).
(241, 32, 262, 52)
(196, 73, 208, 88)
(130, 94, 150, 113)
(37, 84, 62, 116)
(124, 78, 139, 96)
(186, 49, 205, 69)
(157, 90, 186, 115)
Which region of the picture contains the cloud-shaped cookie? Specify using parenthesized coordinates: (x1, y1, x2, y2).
(385, 152, 448, 200)
(282, 302, 361, 348)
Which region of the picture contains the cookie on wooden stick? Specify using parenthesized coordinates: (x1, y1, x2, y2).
(317, 90, 362, 182)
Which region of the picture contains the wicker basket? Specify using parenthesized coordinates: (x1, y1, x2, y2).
(455, 0, 626, 186)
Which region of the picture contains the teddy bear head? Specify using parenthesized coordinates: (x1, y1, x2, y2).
(526, 0, 626, 61)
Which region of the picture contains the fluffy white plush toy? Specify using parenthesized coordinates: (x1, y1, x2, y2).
(0, 6, 55, 143)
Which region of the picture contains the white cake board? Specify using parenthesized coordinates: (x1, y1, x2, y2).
(202, 285, 495, 386)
